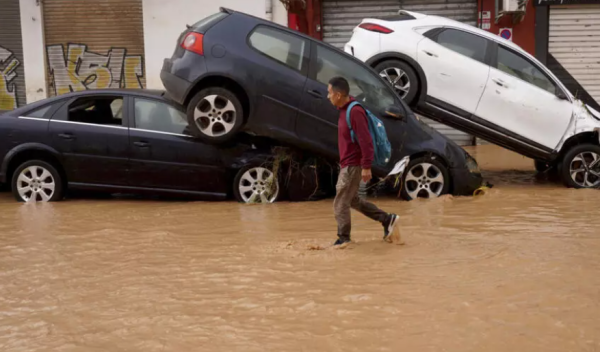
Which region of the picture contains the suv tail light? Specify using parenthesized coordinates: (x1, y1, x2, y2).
(181, 32, 204, 55)
(359, 23, 394, 34)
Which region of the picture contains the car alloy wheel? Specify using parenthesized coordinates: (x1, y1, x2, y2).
(11, 160, 64, 203)
(236, 166, 280, 204)
(568, 151, 600, 188)
(194, 94, 237, 137)
(400, 156, 450, 200)
(380, 67, 411, 99)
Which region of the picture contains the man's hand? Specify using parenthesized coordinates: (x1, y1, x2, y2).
(361, 168, 372, 183)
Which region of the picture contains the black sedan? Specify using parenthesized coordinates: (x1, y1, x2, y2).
(0, 89, 331, 203)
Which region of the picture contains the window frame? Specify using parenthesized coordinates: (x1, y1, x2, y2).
(50, 94, 130, 129)
(246, 24, 311, 76)
(491, 42, 562, 97)
(130, 96, 192, 137)
(428, 27, 494, 66)
(308, 41, 408, 119)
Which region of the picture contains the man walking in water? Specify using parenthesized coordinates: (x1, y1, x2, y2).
(327, 76, 401, 246)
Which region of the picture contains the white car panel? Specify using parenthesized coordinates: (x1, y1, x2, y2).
(475, 67, 573, 149)
(417, 37, 489, 114)
(344, 28, 380, 63)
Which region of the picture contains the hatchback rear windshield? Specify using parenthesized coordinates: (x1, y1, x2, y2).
(191, 12, 228, 32)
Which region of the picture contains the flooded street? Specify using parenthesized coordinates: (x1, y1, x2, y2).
(0, 145, 599, 352)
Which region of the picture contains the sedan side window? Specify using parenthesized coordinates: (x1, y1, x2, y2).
(134, 98, 190, 135)
(65, 97, 124, 126)
(249, 26, 308, 72)
(314, 44, 400, 116)
(434, 29, 488, 64)
(496, 46, 557, 94)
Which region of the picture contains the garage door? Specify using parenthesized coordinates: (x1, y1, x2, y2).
(322, 0, 476, 146)
(43, 0, 146, 97)
(0, 0, 26, 112)
(548, 5, 600, 107)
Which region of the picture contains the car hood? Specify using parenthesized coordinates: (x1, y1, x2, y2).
(585, 104, 600, 121)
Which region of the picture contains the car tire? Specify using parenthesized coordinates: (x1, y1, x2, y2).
(11, 160, 64, 203)
(374, 59, 419, 106)
(233, 162, 283, 204)
(400, 155, 450, 201)
(186, 87, 244, 144)
(559, 144, 600, 189)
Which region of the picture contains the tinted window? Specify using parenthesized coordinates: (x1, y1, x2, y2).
(315, 44, 399, 115)
(28, 105, 52, 118)
(66, 97, 124, 126)
(496, 46, 556, 94)
(249, 26, 307, 71)
(191, 12, 228, 31)
(435, 29, 488, 64)
(134, 98, 189, 135)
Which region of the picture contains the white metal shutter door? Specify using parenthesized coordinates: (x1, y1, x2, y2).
(0, 0, 26, 112)
(322, 0, 400, 49)
(43, 0, 146, 97)
(549, 5, 600, 105)
(400, 0, 477, 145)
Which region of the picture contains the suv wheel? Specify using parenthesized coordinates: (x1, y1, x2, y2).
(560, 144, 600, 189)
(11, 160, 64, 202)
(187, 87, 244, 143)
(233, 163, 282, 204)
(400, 156, 450, 200)
(374, 59, 419, 105)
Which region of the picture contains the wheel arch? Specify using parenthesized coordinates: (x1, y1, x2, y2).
(557, 130, 600, 159)
(183, 74, 252, 123)
(365, 52, 429, 107)
(2, 144, 67, 189)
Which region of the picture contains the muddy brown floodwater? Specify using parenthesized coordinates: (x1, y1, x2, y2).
(0, 145, 599, 352)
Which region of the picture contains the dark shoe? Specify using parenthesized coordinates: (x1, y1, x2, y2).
(333, 237, 351, 246)
(382, 214, 399, 242)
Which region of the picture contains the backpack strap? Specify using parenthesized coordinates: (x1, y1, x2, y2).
(345, 101, 361, 143)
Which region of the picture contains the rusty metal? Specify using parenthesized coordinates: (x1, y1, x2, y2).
(42, 0, 146, 97)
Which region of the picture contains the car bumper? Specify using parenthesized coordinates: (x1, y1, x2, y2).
(160, 59, 192, 105)
(451, 166, 484, 196)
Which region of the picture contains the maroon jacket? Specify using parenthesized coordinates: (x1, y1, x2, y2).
(337, 97, 374, 169)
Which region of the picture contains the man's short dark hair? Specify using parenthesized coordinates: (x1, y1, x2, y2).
(329, 76, 350, 96)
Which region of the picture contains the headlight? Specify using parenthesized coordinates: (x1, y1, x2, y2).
(465, 154, 480, 174)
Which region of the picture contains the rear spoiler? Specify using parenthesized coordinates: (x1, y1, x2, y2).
(397, 10, 428, 19)
(220, 7, 234, 14)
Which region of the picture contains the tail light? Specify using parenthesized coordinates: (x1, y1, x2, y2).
(181, 32, 204, 55)
(359, 23, 394, 34)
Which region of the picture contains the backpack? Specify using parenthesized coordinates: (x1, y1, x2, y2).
(345, 101, 392, 168)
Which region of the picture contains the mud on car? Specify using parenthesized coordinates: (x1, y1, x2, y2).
(160, 7, 484, 200)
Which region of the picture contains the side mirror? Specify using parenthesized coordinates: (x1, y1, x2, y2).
(556, 87, 568, 100)
(385, 106, 404, 119)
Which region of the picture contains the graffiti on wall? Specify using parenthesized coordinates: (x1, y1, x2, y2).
(46, 43, 144, 96)
(0, 46, 20, 111)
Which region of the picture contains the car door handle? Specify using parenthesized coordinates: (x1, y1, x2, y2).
(422, 50, 438, 58)
(492, 78, 506, 87)
(58, 133, 73, 140)
(134, 141, 149, 148)
(307, 90, 323, 99)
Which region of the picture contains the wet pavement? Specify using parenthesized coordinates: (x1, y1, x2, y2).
(0, 145, 599, 352)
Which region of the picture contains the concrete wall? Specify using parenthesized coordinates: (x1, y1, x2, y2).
(142, 0, 288, 90)
(19, 0, 47, 105)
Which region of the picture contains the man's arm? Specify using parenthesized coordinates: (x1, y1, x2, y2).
(350, 106, 374, 169)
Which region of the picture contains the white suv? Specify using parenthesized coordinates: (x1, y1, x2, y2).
(345, 10, 600, 189)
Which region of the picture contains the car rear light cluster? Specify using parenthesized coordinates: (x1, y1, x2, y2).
(181, 32, 204, 55)
(359, 23, 394, 34)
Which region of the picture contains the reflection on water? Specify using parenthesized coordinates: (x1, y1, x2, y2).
(0, 145, 599, 352)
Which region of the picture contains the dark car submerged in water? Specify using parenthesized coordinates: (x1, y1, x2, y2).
(160, 7, 483, 199)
